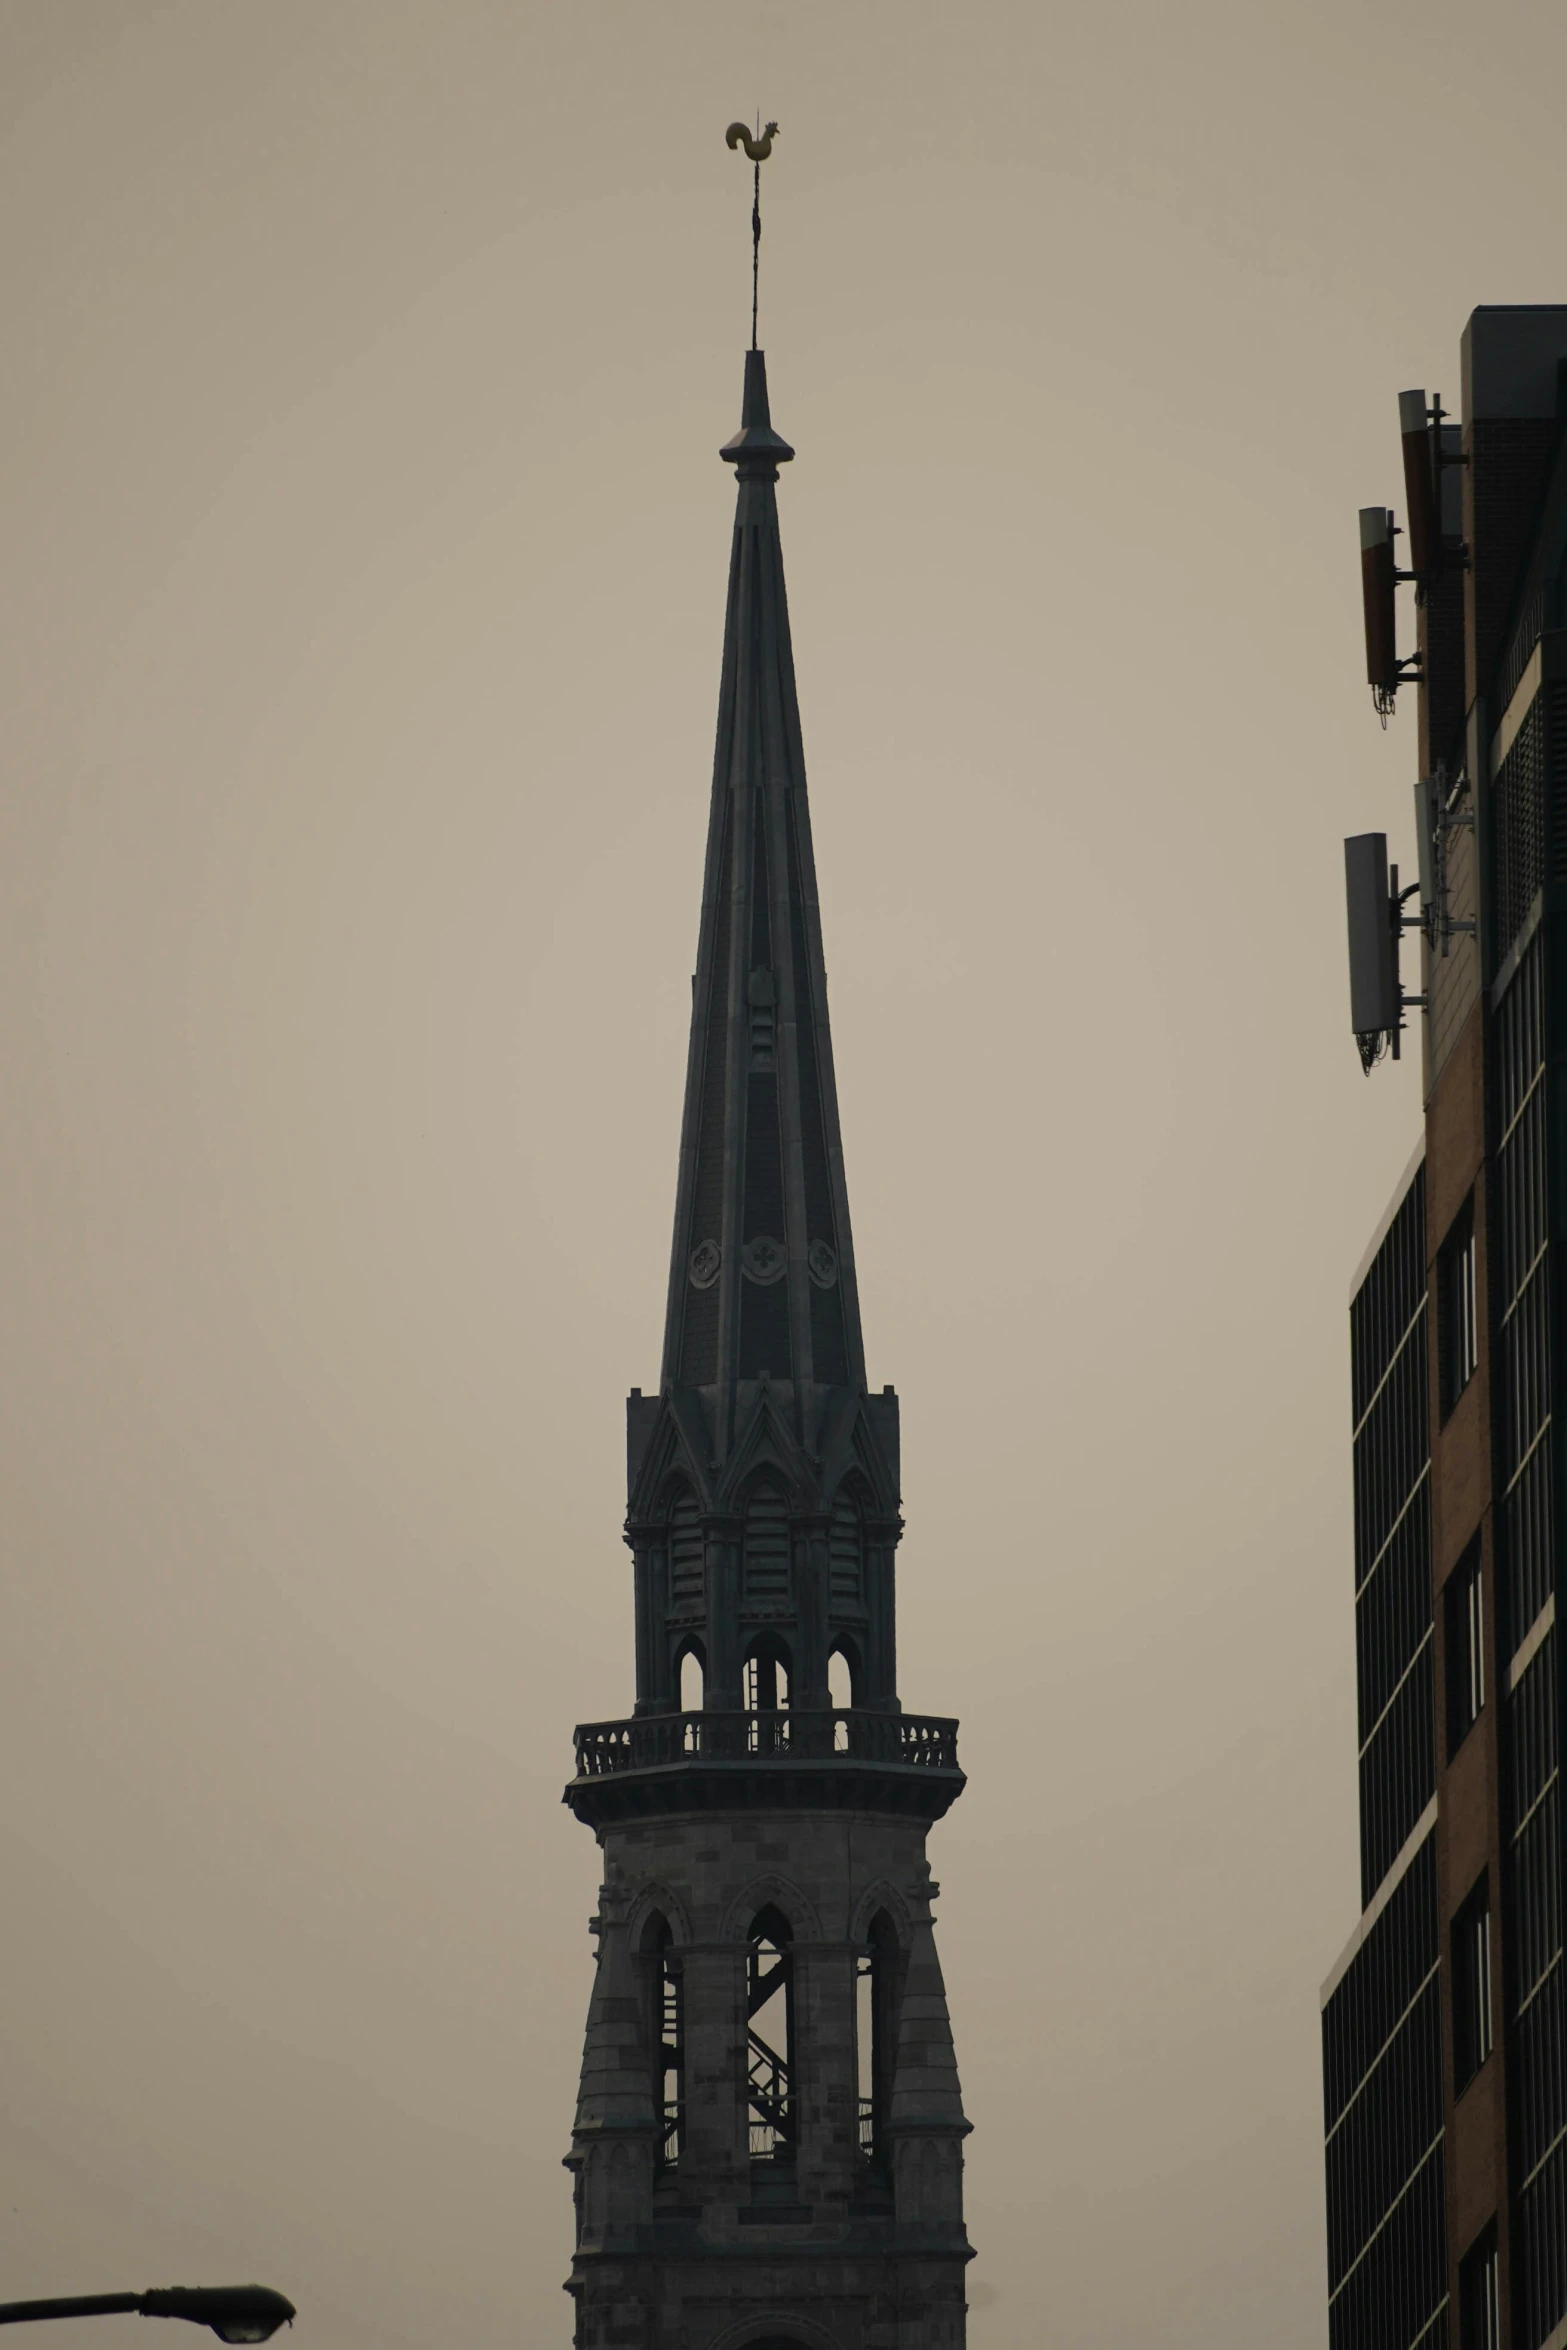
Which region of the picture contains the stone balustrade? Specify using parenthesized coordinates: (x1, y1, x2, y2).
(571, 1707, 959, 1779)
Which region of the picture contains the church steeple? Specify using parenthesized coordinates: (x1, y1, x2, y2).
(563, 338, 971, 2348)
(617, 349, 904, 1724)
(661, 350, 867, 1443)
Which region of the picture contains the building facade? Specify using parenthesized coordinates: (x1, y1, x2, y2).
(562, 352, 973, 2350)
(1326, 307, 1567, 2350)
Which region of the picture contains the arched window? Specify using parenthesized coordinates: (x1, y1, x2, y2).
(827, 1642, 859, 1713)
(744, 1637, 791, 1754)
(668, 1492, 704, 1612)
(829, 1490, 863, 1610)
(746, 1904, 795, 2161)
(640, 1911, 682, 2165)
(743, 1482, 792, 1608)
(743, 1636, 791, 1713)
(856, 1911, 900, 2167)
(676, 1640, 705, 1718)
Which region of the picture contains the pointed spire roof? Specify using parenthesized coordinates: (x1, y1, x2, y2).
(660, 352, 867, 1465)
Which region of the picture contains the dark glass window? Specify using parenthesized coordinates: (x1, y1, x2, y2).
(1446, 1544, 1485, 1755)
(1439, 1197, 1478, 1418)
(1453, 1877, 1493, 2093)
(1458, 2224, 1499, 2350)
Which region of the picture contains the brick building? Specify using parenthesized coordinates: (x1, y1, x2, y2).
(560, 352, 973, 2350)
(1326, 308, 1567, 2350)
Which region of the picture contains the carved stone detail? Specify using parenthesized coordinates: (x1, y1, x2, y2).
(688, 1239, 721, 1289)
(741, 1234, 786, 1284)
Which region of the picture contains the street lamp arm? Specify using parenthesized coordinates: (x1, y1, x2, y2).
(0, 2303, 141, 2329)
(0, 2290, 294, 2343)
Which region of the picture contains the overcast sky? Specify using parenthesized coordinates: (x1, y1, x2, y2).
(4, 5, 1564, 2346)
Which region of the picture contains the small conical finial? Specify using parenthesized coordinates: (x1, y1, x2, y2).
(719, 347, 794, 477)
(725, 117, 779, 350)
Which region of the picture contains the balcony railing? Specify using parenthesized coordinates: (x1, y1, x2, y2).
(571, 1707, 959, 1779)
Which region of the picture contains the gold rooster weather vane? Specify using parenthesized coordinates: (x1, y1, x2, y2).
(725, 118, 779, 350)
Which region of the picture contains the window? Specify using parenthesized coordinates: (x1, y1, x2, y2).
(1439, 1197, 1479, 1418)
(677, 1641, 705, 1714)
(856, 1911, 900, 2168)
(1445, 1544, 1485, 1755)
(746, 1906, 795, 2160)
(642, 1914, 683, 2166)
(1453, 1876, 1493, 2093)
(743, 1640, 790, 1713)
(1459, 2226, 1499, 2350)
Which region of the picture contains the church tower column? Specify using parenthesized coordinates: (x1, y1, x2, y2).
(794, 1513, 831, 1711)
(563, 347, 972, 2350)
(865, 1517, 901, 1713)
(631, 1536, 660, 1715)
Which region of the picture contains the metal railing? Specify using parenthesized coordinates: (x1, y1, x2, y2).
(572, 1707, 959, 1779)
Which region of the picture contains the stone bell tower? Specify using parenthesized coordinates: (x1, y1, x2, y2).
(563, 350, 971, 2350)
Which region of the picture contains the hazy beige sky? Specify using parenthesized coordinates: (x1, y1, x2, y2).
(3, 4, 1564, 2346)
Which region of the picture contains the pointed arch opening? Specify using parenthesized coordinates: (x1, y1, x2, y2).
(827, 1639, 862, 1727)
(638, 1909, 682, 2167)
(743, 1634, 791, 1713)
(856, 1909, 900, 2170)
(675, 1638, 705, 1724)
(744, 1634, 792, 1754)
(746, 1903, 796, 2162)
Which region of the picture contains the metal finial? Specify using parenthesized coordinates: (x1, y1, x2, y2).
(726, 119, 779, 350)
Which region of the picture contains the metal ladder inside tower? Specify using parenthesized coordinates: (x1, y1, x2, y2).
(660, 1956, 683, 2162)
(747, 1922, 794, 2158)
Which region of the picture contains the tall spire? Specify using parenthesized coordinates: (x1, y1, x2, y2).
(660, 351, 867, 1462)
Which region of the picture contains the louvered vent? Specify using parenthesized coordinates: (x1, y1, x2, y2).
(669, 1496, 705, 1611)
(830, 1495, 862, 1609)
(744, 1486, 792, 1607)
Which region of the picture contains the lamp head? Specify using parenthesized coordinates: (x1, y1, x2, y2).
(139, 2288, 295, 2343)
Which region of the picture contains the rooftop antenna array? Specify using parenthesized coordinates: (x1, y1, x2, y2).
(1356, 390, 1468, 724)
(1343, 388, 1473, 1071)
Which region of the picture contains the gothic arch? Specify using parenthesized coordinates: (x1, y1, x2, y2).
(703, 2315, 842, 2350)
(625, 1392, 715, 1525)
(733, 1458, 800, 1514)
(823, 1462, 874, 1513)
(625, 1881, 694, 1949)
(826, 1632, 864, 1709)
(717, 1386, 813, 1514)
(849, 1878, 914, 1947)
(720, 1871, 821, 1945)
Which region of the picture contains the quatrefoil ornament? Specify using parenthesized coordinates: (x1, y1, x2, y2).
(688, 1239, 722, 1290)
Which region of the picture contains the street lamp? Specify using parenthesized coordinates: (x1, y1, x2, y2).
(0, 2290, 295, 2344)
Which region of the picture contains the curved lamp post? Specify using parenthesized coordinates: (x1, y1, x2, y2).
(0, 2290, 294, 2344)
